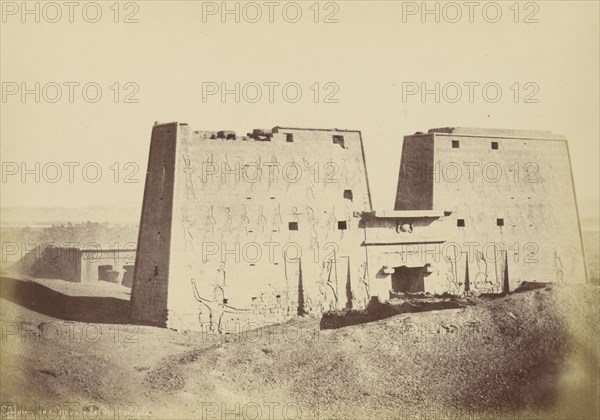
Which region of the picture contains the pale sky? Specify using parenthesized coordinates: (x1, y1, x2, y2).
(1, 1, 599, 215)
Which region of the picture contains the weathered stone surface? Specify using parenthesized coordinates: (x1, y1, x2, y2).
(131, 123, 372, 331)
(130, 124, 587, 332)
(391, 128, 587, 295)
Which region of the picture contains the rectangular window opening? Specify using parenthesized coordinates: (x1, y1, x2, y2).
(333, 135, 345, 148)
(286, 133, 294, 142)
(288, 222, 298, 231)
(452, 140, 460, 149)
(497, 218, 504, 226)
(457, 219, 465, 227)
(491, 141, 499, 150)
(343, 190, 353, 201)
(338, 221, 348, 230)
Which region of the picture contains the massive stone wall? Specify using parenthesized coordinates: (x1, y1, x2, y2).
(130, 123, 178, 326)
(393, 127, 587, 291)
(131, 123, 373, 331)
(131, 124, 587, 331)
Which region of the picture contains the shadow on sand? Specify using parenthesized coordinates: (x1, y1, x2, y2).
(320, 297, 468, 329)
(0, 276, 141, 325)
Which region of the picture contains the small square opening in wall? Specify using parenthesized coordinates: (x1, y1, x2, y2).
(288, 222, 298, 231)
(491, 141, 499, 150)
(497, 218, 504, 226)
(286, 133, 294, 142)
(343, 190, 353, 200)
(338, 221, 348, 230)
(332, 135, 345, 148)
(457, 219, 465, 227)
(452, 140, 460, 149)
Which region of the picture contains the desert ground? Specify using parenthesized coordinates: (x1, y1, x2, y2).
(1, 275, 598, 420)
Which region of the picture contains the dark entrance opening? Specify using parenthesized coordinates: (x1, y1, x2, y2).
(121, 265, 135, 287)
(98, 265, 120, 283)
(391, 266, 426, 294)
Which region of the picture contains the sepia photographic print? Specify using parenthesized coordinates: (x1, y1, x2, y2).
(1, 1, 599, 419)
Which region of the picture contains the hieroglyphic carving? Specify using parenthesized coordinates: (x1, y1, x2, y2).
(290, 206, 301, 224)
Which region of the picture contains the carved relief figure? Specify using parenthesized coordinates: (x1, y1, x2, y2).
(527, 204, 535, 226)
(307, 206, 319, 250)
(201, 154, 215, 191)
(205, 206, 217, 234)
(271, 204, 282, 232)
(183, 155, 196, 199)
(553, 249, 564, 283)
(444, 256, 461, 295)
(302, 157, 317, 199)
(473, 250, 489, 290)
(340, 157, 349, 185)
(256, 205, 267, 233)
(318, 256, 339, 311)
(327, 206, 337, 231)
(243, 155, 261, 193)
(182, 215, 195, 251)
(358, 262, 370, 308)
(191, 278, 250, 334)
(474, 250, 500, 292)
(223, 207, 233, 235)
(264, 156, 279, 191)
(241, 204, 251, 235)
